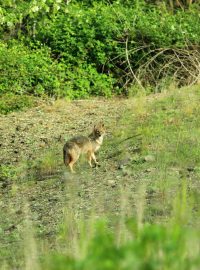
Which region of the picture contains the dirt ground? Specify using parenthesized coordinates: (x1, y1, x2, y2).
(0, 98, 128, 165)
(0, 98, 136, 266)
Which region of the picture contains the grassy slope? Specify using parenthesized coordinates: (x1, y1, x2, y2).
(115, 86, 200, 226)
(0, 85, 200, 269)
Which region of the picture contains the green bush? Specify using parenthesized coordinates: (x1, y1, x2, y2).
(37, 3, 128, 77)
(0, 1, 200, 103)
(0, 42, 67, 97)
(65, 64, 115, 99)
(135, 5, 200, 47)
(37, 2, 200, 91)
(0, 41, 114, 100)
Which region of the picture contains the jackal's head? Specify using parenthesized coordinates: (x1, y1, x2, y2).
(93, 122, 106, 138)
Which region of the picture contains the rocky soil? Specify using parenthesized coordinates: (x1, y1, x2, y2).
(0, 98, 135, 266)
(0, 98, 128, 165)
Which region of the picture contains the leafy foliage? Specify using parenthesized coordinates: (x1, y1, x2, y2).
(0, 41, 65, 96)
(0, 0, 200, 111)
(39, 2, 200, 91)
(0, 41, 114, 101)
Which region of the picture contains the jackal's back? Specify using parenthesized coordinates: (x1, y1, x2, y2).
(63, 135, 92, 154)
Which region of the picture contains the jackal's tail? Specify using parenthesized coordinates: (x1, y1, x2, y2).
(63, 147, 72, 166)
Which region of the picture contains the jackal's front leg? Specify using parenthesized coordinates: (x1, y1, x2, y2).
(91, 152, 100, 167)
(87, 152, 100, 168)
(87, 152, 93, 168)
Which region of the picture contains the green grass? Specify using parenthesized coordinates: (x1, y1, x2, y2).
(43, 222, 200, 270)
(111, 86, 200, 225)
(31, 150, 61, 178)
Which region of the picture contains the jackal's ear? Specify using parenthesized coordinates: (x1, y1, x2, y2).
(99, 121, 104, 127)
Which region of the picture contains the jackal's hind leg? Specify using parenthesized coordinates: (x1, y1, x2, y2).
(87, 152, 93, 168)
(68, 153, 80, 173)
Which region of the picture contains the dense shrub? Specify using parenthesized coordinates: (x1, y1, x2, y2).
(0, 42, 114, 100)
(37, 3, 200, 91)
(64, 64, 115, 99)
(0, 42, 66, 96)
(135, 5, 200, 47)
(0, 1, 200, 108)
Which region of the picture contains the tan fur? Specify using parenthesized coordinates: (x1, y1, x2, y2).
(63, 122, 105, 173)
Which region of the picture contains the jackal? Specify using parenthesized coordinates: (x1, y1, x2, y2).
(63, 122, 106, 173)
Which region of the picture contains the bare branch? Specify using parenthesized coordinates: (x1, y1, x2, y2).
(125, 36, 144, 90)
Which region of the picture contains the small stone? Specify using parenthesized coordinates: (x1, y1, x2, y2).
(39, 142, 46, 148)
(107, 180, 116, 187)
(145, 168, 156, 173)
(144, 155, 155, 162)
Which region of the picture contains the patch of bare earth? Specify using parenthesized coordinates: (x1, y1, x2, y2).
(0, 98, 127, 165)
(1, 98, 134, 266)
